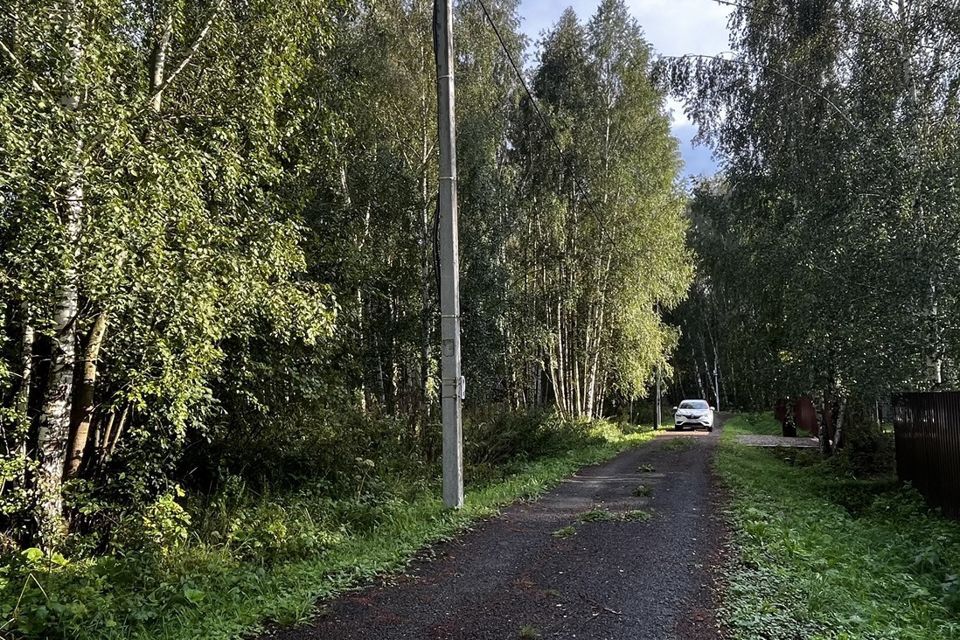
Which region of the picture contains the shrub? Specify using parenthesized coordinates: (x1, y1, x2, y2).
(463, 409, 601, 468)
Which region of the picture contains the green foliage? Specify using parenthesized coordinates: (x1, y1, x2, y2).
(719, 415, 960, 639)
(621, 509, 652, 522)
(576, 506, 652, 523)
(0, 417, 652, 639)
(663, 0, 960, 407)
(465, 410, 607, 469)
(577, 507, 618, 523)
(518, 624, 542, 639)
(632, 484, 651, 497)
(0, 0, 689, 636)
(507, 0, 693, 415)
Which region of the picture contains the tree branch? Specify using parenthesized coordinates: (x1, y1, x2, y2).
(0, 38, 51, 100)
(661, 53, 856, 129)
(144, 0, 225, 108)
(85, 0, 225, 153)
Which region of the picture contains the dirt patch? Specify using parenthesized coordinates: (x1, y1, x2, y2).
(737, 434, 819, 448)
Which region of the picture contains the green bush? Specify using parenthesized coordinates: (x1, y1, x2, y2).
(463, 409, 601, 468)
(0, 412, 651, 640)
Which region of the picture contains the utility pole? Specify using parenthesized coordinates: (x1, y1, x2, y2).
(655, 364, 662, 430)
(654, 304, 662, 431)
(434, 0, 464, 508)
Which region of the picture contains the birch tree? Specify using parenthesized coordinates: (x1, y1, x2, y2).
(510, 0, 692, 418)
(663, 0, 960, 416)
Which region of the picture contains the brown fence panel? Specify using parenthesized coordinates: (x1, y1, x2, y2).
(893, 392, 960, 518)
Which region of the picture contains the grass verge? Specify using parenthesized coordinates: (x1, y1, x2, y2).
(718, 414, 960, 639)
(4, 423, 652, 640)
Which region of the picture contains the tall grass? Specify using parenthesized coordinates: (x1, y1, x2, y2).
(719, 415, 960, 639)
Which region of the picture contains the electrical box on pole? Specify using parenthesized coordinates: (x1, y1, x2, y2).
(433, 0, 464, 509)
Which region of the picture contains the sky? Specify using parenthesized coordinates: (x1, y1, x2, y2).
(517, 0, 734, 178)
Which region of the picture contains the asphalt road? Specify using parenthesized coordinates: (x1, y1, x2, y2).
(262, 422, 726, 640)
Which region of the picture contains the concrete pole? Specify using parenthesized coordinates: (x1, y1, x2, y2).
(434, 0, 464, 508)
(655, 304, 662, 431)
(655, 362, 662, 430)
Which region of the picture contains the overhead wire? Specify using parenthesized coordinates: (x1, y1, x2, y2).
(473, 0, 617, 248)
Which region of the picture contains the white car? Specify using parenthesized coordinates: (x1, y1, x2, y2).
(673, 399, 715, 431)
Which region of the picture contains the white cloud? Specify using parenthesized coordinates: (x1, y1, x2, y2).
(624, 0, 732, 57)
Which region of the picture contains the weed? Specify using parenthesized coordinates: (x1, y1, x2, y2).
(621, 509, 652, 522)
(577, 507, 618, 523)
(576, 507, 652, 524)
(718, 414, 960, 639)
(552, 526, 576, 539)
(637, 464, 655, 473)
(518, 625, 541, 639)
(632, 484, 651, 497)
(1, 424, 656, 640)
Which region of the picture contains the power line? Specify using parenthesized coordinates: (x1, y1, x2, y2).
(474, 0, 559, 158)
(474, 0, 616, 248)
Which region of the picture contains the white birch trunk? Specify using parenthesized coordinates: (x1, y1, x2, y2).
(833, 399, 847, 450)
(35, 0, 84, 548)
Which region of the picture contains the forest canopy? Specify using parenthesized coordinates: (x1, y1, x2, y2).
(662, 0, 960, 426)
(0, 0, 690, 560)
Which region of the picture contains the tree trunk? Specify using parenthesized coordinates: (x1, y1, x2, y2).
(64, 312, 107, 479)
(105, 404, 129, 459)
(655, 359, 662, 430)
(12, 309, 34, 417)
(691, 345, 705, 400)
(149, 13, 172, 113)
(388, 295, 400, 414)
(95, 404, 129, 473)
(833, 398, 847, 450)
(10, 309, 34, 486)
(34, 1, 84, 548)
(554, 299, 567, 415)
(707, 327, 721, 411)
(586, 304, 604, 419)
(419, 171, 432, 425)
(818, 392, 833, 455)
(63, 4, 168, 485)
(94, 409, 116, 465)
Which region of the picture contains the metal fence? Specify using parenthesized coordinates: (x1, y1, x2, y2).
(893, 392, 960, 517)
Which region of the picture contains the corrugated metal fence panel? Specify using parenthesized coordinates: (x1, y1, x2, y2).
(893, 392, 960, 518)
